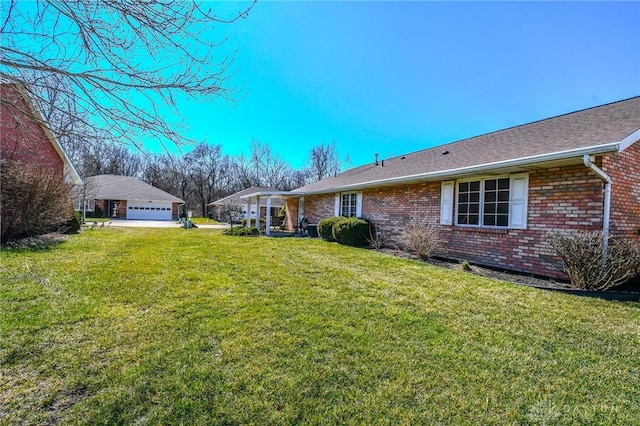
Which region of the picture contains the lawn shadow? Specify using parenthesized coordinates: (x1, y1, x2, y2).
(1, 233, 69, 252)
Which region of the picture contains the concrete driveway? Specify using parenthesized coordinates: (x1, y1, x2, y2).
(105, 220, 229, 229)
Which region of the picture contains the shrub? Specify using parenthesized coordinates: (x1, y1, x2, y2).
(317, 216, 345, 241)
(332, 217, 371, 247)
(241, 217, 265, 227)
(546, 230, 640, 290)
(223, 226, 259, 236)
(1, 161, 74, 243)
(365, 222, 388, 249)
(400, 221, 441, 260)
(63, 211, 83, 234)
(87, 205, 103, 218)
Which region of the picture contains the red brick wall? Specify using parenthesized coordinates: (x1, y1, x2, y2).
(603, 139, 640, 238)
(284, 198, 298, 230)
(0, 85, 64, 179)
(301, 194, 335, 224)
(292, 162, 621, 279)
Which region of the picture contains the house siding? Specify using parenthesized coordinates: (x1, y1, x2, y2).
(604, 139, 640, 238)
(288, 161, 629, 279)
(0, 85, 65, 178)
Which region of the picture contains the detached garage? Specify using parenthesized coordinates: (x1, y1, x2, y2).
(82, 175, 184, 221)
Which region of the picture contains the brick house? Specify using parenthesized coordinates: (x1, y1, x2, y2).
(0, 82, 81, 185)
(83, 175, 184, 221)
(283, 97, 640, 279)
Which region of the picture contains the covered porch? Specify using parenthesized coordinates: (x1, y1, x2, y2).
(240, 190, 301, 236)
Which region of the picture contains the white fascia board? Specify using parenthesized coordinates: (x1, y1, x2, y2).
(618, 128, 640, 152)
(297, 142, 620, 195)
(240, 191, 303, 200)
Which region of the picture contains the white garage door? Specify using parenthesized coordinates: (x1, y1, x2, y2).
(126, 202, 173, 220)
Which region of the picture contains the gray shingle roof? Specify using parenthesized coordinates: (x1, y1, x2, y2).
(86, 175, 184, 203)
(296, 96, 640, 194)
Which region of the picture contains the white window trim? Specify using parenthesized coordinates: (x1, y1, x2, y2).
(453, 174, 528, 230)
(334, 191, 363, 218)
(440, 181, 454, 225)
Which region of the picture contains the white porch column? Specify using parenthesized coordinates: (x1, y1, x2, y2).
(255, 196, 261, 230)
(265, 196, 272, 236)
(245, 198, 251, 227)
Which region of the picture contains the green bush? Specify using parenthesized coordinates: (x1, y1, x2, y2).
(332, 217, 371, 247)
(317, 216, 345, 241)
(241, 218, 265, 227)
(223, 226, 259, 236)
(88, 205, 103, 218)
(63, 211, 82, 234)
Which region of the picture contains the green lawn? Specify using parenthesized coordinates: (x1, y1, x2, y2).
(1, 228, 639, 425)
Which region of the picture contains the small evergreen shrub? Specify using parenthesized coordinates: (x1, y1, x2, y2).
(317, 216, 345, 241)
(223, 226, 259, 236)
(63, 211, 83, 234)
(88, 205, 103, 218)
(332, 217, 371, 247)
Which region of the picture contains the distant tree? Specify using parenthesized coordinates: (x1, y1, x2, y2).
(219, 200, 244, 227)
(247, 139, 295, 189)
(1, 0, 255, 150)
(79, 143, 143, 177)
(306, 141, 342, 182)
(141, 153, 183, 198)
(183, 143, 232, 216)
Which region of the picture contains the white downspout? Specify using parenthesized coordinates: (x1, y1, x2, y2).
(583, 154, 612, 263)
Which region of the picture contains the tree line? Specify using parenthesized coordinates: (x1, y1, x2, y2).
(68, 138, 344, 217)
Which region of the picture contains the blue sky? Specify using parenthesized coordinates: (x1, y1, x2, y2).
(107, 2, 640, 168)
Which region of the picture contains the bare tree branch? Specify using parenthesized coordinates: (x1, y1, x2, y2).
(1, 0, 256, 152)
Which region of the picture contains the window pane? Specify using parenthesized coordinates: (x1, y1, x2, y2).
(459, 204, 468, 214)
(468, 214, 479, 225)
(470, 192, 480, 203)
(459, 182, 468, 192)
(460, 193, 468, 203)
(483, 215, 495, 226)
(484, 203, 496, 213)
(498, 190, 509, 201)
(497, 215, 509, 227)
(458, 214, 468, 224)
(469, 203, 479, 214)
(498, 178, 510, 190)
(485, 191, 496, 202)
(497, 203, 509, 214)
(470, 181, 480, 191)
(485, 179, 496, 190)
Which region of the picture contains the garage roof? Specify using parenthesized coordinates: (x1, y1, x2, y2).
(86, 175, 184, 203)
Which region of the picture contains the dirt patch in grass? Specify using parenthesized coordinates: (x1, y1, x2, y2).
(2, 232, 69, 250)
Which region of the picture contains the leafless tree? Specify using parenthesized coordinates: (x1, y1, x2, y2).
(1, 0, 255, 150)
(248, 139, 295, 189)
(307, 140, 342, 182)
(183, 142, 233, 216)
(219, 200, 244, 227)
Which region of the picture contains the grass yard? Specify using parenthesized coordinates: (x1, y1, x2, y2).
(1, 228, 639, 425)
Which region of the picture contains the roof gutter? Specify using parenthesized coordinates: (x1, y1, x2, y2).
(583, 154, 612, 265)
(295, 142, 620, 196)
